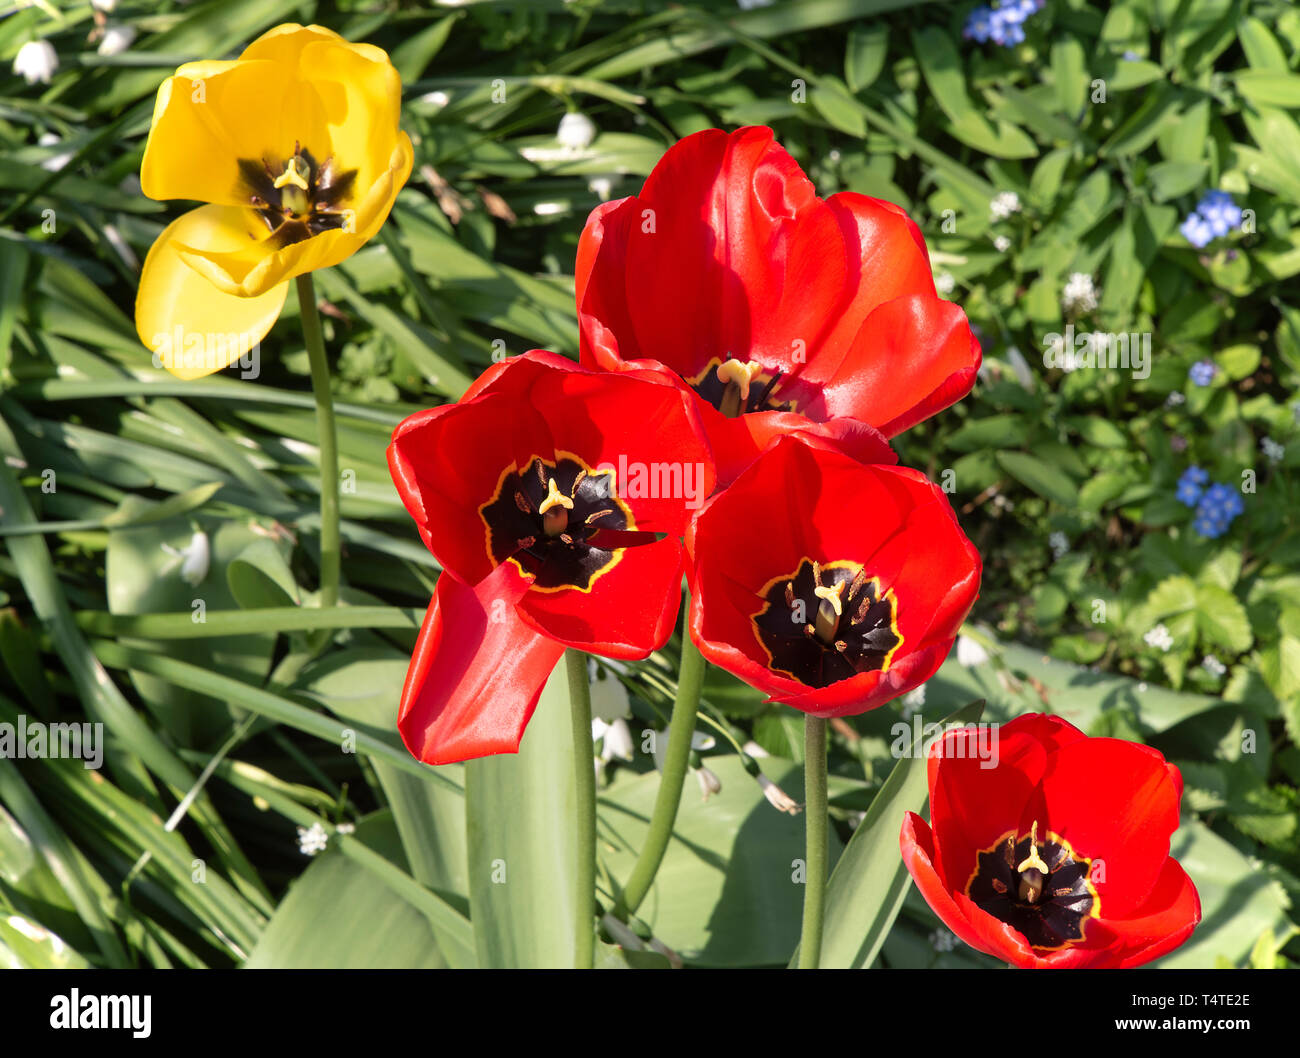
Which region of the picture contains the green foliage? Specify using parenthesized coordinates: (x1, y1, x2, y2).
(0, 0, 1296, 969)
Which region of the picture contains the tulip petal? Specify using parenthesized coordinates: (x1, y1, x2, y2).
(397, 563, 565, 765)
(135, 205, 288, 379)
(517, 536, 685, 658)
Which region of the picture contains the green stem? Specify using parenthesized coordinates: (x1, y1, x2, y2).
(296, 273, 339, 610)
(616, 627, 707, 917)
(798, 715, 828, 969)
(566, 649, 596, 969)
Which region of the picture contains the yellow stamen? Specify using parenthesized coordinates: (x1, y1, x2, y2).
(1016, 821, 1050, 875)
(537, 477, 574, 515)
(273, 156, 311, 192)
(715, 358, 764, 401)
(813, 580, 845, 617)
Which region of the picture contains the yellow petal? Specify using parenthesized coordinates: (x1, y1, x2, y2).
(136, 205, 289, 380)
(141, 59, 330, 206)
(237, 23, 345, 64)
(175, 133, 414, 297)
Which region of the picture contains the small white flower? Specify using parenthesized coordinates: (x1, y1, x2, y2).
(742, 740, 769, 759)
(1062, 272, 1099, 316)
(592, 717, 634, 763)
(532, 201, 566, 216)
(1049, 531, 1069, 559)
(1143, 624, 1173, 652)
(417, 90, 450, 107)
(929, 928, 957, 953)
(160, 530, 210, 586)
(1202, 655, 1226, 677)
(758, 774, 800, 815)
(956, 635, 990, 668)
(98, 25, 136, 56)
(335, 822, 356, 835)
(92, 0, 118, 11)
(13, 40, 58, 85)
(935, 271, 955, 296)
(296, 822, 329, 856)
(650, 726, 715, 771)
(991, 493, 1014, 513)
(696, 766, 722, 800)
(989, 191, 1021, 221)
(993, 234, 1011, 253)
(587, 175, 617, 201)
(38, 133, 73, 172)
(1261, 437, 1285, 465)
(1165, 391, 1186, 408)
(556, 111, 596, 151)
(827, 148, 841, 164)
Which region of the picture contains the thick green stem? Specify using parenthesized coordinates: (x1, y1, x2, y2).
(566, 649, 596, 969)
(296, 273, 339, 610)
(616, 627, 707, 917)
(798, 715, 828, 969)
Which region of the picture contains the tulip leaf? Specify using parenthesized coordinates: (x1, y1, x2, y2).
(465, 656, 583, 968)
(797, 698, 985, 969)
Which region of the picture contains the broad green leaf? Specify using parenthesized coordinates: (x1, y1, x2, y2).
(996, 451, 1080, 508)
(1195, 584, 1253, 654)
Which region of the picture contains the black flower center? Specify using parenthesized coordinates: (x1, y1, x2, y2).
(967, 824, 1098, 951)
(480, 454, 634, 592)
(752, 559, 902, 688)
(238, 144, 358, 248)
(689, 357, 794, 418)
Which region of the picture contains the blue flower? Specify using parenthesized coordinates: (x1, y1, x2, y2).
(966, 1, 1041, 47)
(964, 7, 994, 41)
(1188, 360, 1217, 386)
(1190, 480, 1244, 538)
(1176, 465, 1208, 507)
(1181, 190, 1242, 247)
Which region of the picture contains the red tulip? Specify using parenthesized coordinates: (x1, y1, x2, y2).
(387, 351, 715, 764)
(576, 125, 980, 483)
(685, 434, 981, 716)
(901, 713, 1202, 968)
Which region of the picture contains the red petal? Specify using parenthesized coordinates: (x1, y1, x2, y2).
(397, 563, 565, 765)
(819, 295, 981, 437)
(901, 812, 1035, 965)
(1033, 736, 1184, 916)
(518, 536, 685, 658)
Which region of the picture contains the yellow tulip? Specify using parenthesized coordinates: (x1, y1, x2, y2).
(135, 24, 414, 379)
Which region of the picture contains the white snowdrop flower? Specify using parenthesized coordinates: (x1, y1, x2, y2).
(1005, 346, 1034, 388)
(98, 25, 136, 56)
(38, 133, 73, 172)
(92, 0, 118, 11)
(335, 822, 356, 835)
(1049, 531, 1069, 559)
(1202, 655, 1226, 677)
(989, 191, 1020, 221)
(696, 766, 722, 800)
(935, 272, 956, 296)
(417, 90, 450, 107)
(742, 740, 769, 759)
(533, 201, 566, 216)
(650, 727, 715, 771)
(296, 822, 329, 856)
(592, 717, 634, 763)
(14, 40, 58, 85)
(587, 175, 617, 201)
(1143, 624, 1173, 652)
(993, 234, 1011, 253)
(1165, 391, 1186, 408)
(556, 111, 596, 151)
(930, 928, 957, 953)
(1260, 437, 1285, 465)
(758, 774, 800, 815)
(956, 635, 990, 668)
(160, 530, 210, 586)
(1062, 271, 1099, 315)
